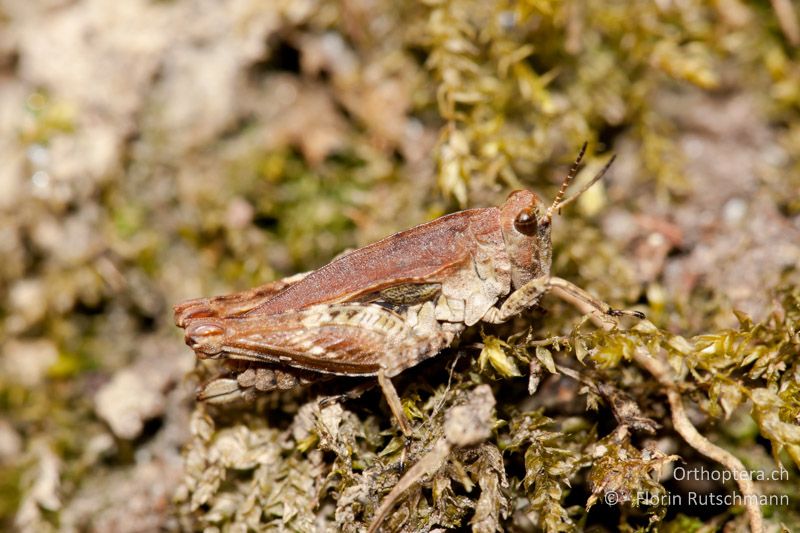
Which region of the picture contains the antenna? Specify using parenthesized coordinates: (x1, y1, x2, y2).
(544, 144, 615, 222)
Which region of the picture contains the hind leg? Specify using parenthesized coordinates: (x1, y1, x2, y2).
(196, 364, 321, 404)
(378, 369, 413, 436)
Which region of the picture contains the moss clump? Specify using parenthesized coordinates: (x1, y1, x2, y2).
(175, 287, 799, 531)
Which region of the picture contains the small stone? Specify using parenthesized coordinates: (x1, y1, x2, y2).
(723, 197, 747, 224)
(8, 279, 47, 331)
(0, 420, 22, 462)
(225, 197, 254, 230)
(95, 370, 163, 440)
(2, 339, 58, 387)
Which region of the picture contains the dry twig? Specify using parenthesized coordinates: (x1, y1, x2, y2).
(771, 0, 800, 46)
(632, 348, 765, 533)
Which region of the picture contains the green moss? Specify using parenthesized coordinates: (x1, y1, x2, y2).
(0, 465, 22, 526)
(21, 92, 76, 145)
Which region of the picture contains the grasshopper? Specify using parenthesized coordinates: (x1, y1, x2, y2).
(174, 145, 642, 435)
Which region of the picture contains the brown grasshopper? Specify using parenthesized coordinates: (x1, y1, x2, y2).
(174, 145, 643, 435)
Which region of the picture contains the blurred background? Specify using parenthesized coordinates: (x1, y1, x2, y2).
(1, 0, 799, 530)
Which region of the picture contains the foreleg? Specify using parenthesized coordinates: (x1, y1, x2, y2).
(481, 276, 644, 324)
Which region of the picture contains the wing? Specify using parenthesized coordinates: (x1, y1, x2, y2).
(194, 303, 418, 376)
(355, 282, 442, 307)
(246, 207, 502, 315)
(174, 271, 309, 327)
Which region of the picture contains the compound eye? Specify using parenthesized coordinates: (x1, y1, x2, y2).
(514, 210, 538, 236)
